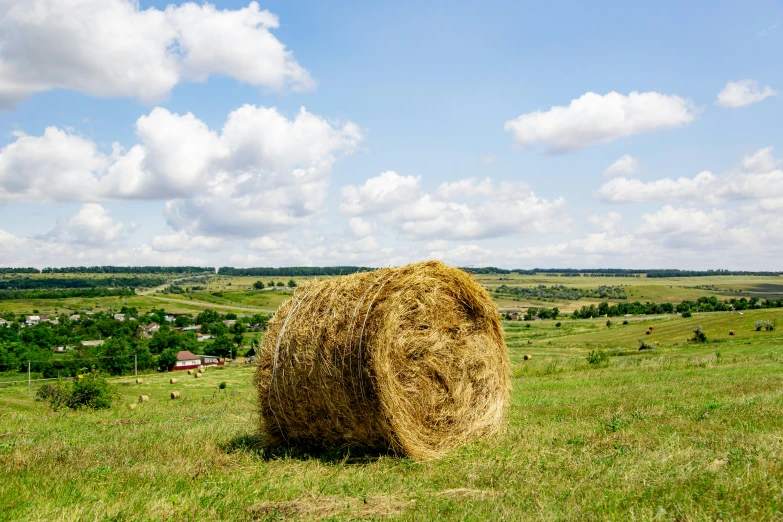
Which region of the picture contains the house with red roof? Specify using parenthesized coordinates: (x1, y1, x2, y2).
(172, 350, 202, 371)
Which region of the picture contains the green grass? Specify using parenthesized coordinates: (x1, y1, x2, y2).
(2, 312, 783, 520)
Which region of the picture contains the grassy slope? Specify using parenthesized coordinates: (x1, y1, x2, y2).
(2, 310, 783, 520)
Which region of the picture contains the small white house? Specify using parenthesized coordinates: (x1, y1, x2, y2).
(114, 314, 125, 321)
(69, 314, 81, 321)
(0, 318, 9, 328)
(164, 315, 175, 323)
(26, 315, 40, 326)
(81, 340, 105, 347)
(173, 350, 201, 370)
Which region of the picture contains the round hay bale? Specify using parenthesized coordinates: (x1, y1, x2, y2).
(170, 391, 180, 399)
(729, 330, 735, 336)
(129, 403, 137, 410)
(187, 370, 194, 375)
(256, 261, 510, 460)
(138, 395, 149, 402)
(645, 330, 651, 335)
(198, 368, 205, 373)
(135, 378, 143, 384)
(523, 354, 532, 361)
(194, 373, 202, 379)
(527, 340, 533, 345)
(170, 378, 178, 384)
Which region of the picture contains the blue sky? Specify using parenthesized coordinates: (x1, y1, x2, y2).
(0, 0, 781, 269)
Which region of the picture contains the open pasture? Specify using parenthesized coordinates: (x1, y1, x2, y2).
(2, 308, 782, 520)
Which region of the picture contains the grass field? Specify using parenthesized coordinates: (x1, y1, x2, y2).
(2, 307, 782, 520)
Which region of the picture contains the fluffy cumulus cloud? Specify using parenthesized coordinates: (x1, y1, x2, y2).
(598, 147, 783, 204)
(340, 173, 569, 241)
(716, 80, 777, 108)
(0, 0, 313, 107)
(603, 155, 639, 177)
(0, 105, 362, 237)
(504, 91, 697, 152)
(67, 204, 126, 246)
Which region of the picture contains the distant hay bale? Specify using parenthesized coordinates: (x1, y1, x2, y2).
(648, 326, 654, 331)
(129, 403, 137, 410)
(187, 370, 194, 375)
(170, 378, 178, 384)
(135, 378, 143, 384)
(523, 354, 532, 361)
(527, 340, 533, 345)
(138, 395, 149, 402)
(729, 330, 735, 336)
(170, 391, 180, 399)
(645, 330, 651, 335)
(194, 373, 202, 379)
(199, 368, 205, 373)
(256, 261, 510, 460)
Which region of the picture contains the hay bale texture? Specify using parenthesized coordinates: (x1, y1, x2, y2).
(255, 261, 510, 460)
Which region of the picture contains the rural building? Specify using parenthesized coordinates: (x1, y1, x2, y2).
(81, 340, 105, 347)
(0, 318, 8, 327)
(200, 355, 222, 366)
(113, 314, 125, 321)
(26, 315, 40, 326)
(223, 319, 237, 328)
(144, 323, 160, 335)
(164, 315, 175, 323)
(178, 325, 200, 332)
(173, 350, 202, 370)
(197, 333, 213, 342)
(68, 314, 80, 321)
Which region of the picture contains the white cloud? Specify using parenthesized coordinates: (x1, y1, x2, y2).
(0, 105, 361, 238)
(716, 80, 777, 108)
(504, 91, 697, 152)
(0, 0, 312, 107)
(348, 217, 376, 238)
(339, 171, 422, 216)
(341, 174, 569, 241)
(603, 154, 639, 177)
(150, 230, 228, 252)
(481, 154, 497, 165)
(67, 204, 125, 246)
(598, 147, 783, 204)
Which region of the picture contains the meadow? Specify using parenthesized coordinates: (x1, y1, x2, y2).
(2, 298, 782, 520)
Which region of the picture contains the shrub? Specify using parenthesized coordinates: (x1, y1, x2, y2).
(36, 368, 118, 410)
(681, 311, 692, 318)
(764, 320, 776, 332)
(219, 381, 227, 390)
(525, 323, 531, 329)
(692, 326, 707, 343)
(755, 320, 763, 331)
(622, 320, 629, 325)
(555, 322, 561, 327)
(586, 350, 609, 366)
(638, 338, 653, 351)
(606, 319, 612, 328)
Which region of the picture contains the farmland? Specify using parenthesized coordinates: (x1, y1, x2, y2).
(1, 270, 783, 519)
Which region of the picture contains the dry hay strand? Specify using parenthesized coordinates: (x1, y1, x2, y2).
(523, 354, 532, 361)
(170, 378, 178, 384)
(135, 378, 143, 384)
(171, 391, 180, 399)
(256, 260, 510, 461)
(138, 395, 149, 402)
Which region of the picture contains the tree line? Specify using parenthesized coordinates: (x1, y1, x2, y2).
(0, 276, 165, 290)
(40, 266, 213, 274)
(0, 288, 135, 301)
(218, 266, 376, 276)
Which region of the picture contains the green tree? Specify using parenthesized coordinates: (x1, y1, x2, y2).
(174, 315, 192, 328)
(196, 309, 220, 325)
(268, 280, 276, 287)
(253, 281, 265, 290)
(207, 335, 234, 359)
(288, 279, 297, 288)
(158, 348, 177, 371)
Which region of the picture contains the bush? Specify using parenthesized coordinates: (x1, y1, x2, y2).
(555, 322, 561, 327)
(606, 319, 612, 328)
(755, 320, 763, 331)
(681, 311, 692, 318)
(638, 338, 653, 351)
(622, 320, 629, 325)
(764, 320, 776, 332)
(525, 323, 531, 329)
(586, 350, 609, 366)
(692, 326, 707, 343)
(219, 381, 227, 390)
(36, 368, 118, 410)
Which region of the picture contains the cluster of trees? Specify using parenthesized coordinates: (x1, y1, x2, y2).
(571, 295, 783, 319)
(252, 280, 296, 289)
(524, 307, 559, 320)
(0, 276, 165, 290)
(0, 288, 135, 301)
(0, 307, 269, 378)
(218, 266, 374, 276)
(496, 284, 627, 301)
(0, 268, 38, 274)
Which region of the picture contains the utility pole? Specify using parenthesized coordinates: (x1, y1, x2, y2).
(28, 361, 30, 391)
(134, 354, 138, 377)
